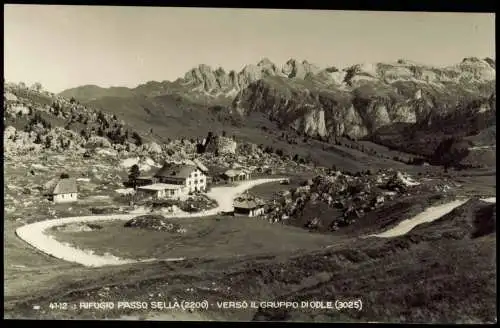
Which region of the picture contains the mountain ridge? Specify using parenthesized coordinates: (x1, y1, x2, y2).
(59, 56, 496, 100)
(54, 56, 496, 168)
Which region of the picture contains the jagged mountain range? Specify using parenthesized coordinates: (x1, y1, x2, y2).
(61, 57, 496, 101)
(59, 57, 496, 159)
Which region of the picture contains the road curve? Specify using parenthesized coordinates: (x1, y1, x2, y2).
(368, 197, 496, 238)
(15, 178, 283, 268)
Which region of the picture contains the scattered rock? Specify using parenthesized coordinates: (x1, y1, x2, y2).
(54, 223, 103, 232)
(124, 214, 184, 232)
(86, 136, 112, 149)
(267, 170, 425, 230)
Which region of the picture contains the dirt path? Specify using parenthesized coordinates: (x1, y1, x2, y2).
(368, 197, 496, 238)
(15, 178, 283, 268)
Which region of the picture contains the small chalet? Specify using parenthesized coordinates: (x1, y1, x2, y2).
(49, 178, 78, 203)
(233, 194, 265, 217)
(222, 168, 251, 183)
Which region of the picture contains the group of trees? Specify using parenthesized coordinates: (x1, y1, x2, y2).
(70, 108, 143, 146)
(35, 134, 70, 150)
(431, 136, 471, 171)
(51, 101, 63, 117)
(26, 112, 51, 131)
(128, 164, 141, 189)
(132, 132, 143, 146)
(293, 153, 307, 164)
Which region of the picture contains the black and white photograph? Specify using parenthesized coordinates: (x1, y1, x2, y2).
(3, 5, 496, 323)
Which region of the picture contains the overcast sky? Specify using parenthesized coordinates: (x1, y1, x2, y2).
(4, 5, 495, 93)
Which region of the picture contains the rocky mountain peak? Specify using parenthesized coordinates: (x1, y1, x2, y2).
(215, 67, 226, 75)
(483, 57, 495, 69)
(282, 58, 321, 79)
(325, 66, 339, 73)
(461, 57, 483, 63)
(198, 64, 214, 73)
(183, 64, 219, 92)
(240, 64, 263, 80)
(257, 58, 275, 67)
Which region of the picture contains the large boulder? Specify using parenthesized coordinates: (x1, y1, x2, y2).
(217, 136, 237, 155)
(4, 130, 35, 153)
(124, 214, 184, 232)
(138, 142, 162, 154)
(237, 142, 261, 156)
(385, 171, 420, 191)
(4, 126, 16, 140)
(86, 136, 112, 149)
(125, 141, 137, 152)
(4, 91, 18, 102)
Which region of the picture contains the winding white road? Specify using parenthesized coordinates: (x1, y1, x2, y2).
(369, 197, 496, 238)
(16, 177, 496, 267)
(15, 178, 283, 268)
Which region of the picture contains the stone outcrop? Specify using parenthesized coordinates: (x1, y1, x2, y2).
(4, 91, 18, 102)
(264, 169, 425, 229)
(138, 142, 162, 154)
(216, 136, 237, 155)
(203, 135, 237, 155)
(86, 136, 112, 149)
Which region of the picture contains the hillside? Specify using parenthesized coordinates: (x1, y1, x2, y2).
(253, 198, 496, 323)
(7, 82, 430, 178)
(59, 57, 496, 168)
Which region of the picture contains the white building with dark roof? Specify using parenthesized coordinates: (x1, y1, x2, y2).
(49, 178, 78, 203)
(152, 162, 207, 195)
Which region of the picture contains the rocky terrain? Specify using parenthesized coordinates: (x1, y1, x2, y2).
(59, 57, 496, 168)
(124, 215, 185, 233)
(3, 82, 333, 175)
(262, 169, 457, 231)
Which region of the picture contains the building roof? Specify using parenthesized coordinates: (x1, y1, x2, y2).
(137, 176, 153, 180)
(52, 178, 78, 195)
(234, 199, 265, 209)
(233, 195, 265, 209)
(137, 183, 183, 191)
(224, 169, 238, 178)
(154, 163, 197, 179)
(193, 158, 209, 173)
(224, 168, 249, 177)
